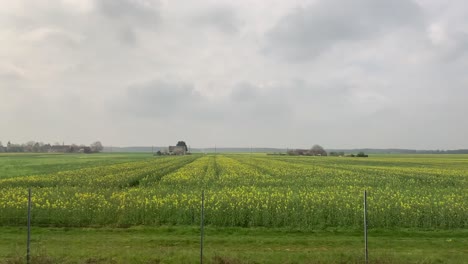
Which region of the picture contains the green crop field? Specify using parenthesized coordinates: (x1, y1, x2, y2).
(0, 153, 467, 263)
(0, 153, 151, 179)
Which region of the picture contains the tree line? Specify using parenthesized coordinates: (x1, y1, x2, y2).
(0, 141, 103, 153)
(287, 145, 328, 156)
(287, 145, 369, 157)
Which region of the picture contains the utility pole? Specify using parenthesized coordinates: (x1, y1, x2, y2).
(200, 190, 205, 264)
(364, 190, 369, 264)
(27, 188, 32, 264)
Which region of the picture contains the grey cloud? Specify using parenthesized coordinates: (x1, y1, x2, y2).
(229, 80, 361, 125)
(21, 27, 84, 50)
(265, 0, 423, 62)
(118, 26, 138, 46)
(230, 82, 260, 102)
(119, 80, 295, 125)
(228, 82, 293, 124)
(123, 80, 202, 118)
(7, 1, 160, 49)
(97, 0, 160, 25)
(0, 65, 25, 82)
(118, 80, 227, 124)
(191, 6, 241, 34)
(345, 101, 468, 149)
(94, 0, 161, 46)
(436, 31, 468, 62)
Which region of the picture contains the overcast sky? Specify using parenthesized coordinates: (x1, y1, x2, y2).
(1, 0, 468, 149)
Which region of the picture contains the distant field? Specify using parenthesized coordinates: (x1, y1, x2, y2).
(0, 153, 151, 179)
(0, 153, 467, 263)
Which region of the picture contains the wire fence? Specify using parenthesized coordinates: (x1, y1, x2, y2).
(0, 189, 372, 264)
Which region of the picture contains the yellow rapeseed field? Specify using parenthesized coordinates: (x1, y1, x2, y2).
(0, 154, 466, 228)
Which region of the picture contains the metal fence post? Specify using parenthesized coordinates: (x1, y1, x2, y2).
(27, 188, 32, 264)
(200, 190, 205, 264)
(364, 190, 368, 264)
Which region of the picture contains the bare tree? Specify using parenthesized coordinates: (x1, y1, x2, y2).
(32, 142, 40, 153)
(70, 144, 79, 153)
(90, 141, 103, 153)
(310, 145, 327, 156)
(25, 141, 35, 152)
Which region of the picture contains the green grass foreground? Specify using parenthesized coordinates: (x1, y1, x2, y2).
(1, 226, 467, 264)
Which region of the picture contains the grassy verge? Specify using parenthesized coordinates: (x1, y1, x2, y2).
(1, 226, 467, 263)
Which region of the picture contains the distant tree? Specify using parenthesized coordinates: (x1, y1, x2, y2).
(176, 141, 188, 151)
(24, 141, 36, 152)
(310, 145, 327, 156)
(32, 142, 40, 153)
(90, 141, 103, 153)
(6, 142, 23, 153)
(330, 151, 345, 156)
(83, 147, 92, 154)
(357, 152, 368, 157)
(41, 144, 51, 153)
(70, 144, 79, 153)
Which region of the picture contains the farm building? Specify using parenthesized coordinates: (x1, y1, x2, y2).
(49, 145, 72, 153)
(168, 146, 186, 155)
